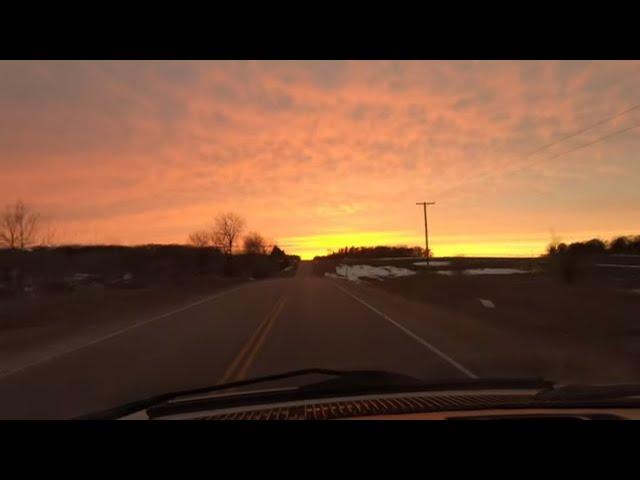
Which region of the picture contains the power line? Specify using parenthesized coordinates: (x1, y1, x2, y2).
(525, 102, 640, 157)
(439, 117, 640, 194)
(545, 121, 640, 161)
(498, 71, 640, 160)
(438, 102, 640, 196)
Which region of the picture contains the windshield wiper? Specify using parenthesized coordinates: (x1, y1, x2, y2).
(534, 384, 640, 402)
(77, 368, 552, 420)
(296, 371, 551, 393)
(77, 369, 349, 419)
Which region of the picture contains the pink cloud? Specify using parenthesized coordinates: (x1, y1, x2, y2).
(1, 61, 639, 256)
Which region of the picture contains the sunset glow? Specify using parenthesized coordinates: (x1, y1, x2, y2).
(2, 61, 639, 258)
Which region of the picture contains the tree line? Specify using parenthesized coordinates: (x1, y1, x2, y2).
(0, 200, 284, 258)
(315, 245, 424, 260)
(188, 212, 283, 256)
(547, 235, 640, 256)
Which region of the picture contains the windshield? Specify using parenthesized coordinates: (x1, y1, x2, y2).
(0, 60, 639, 419)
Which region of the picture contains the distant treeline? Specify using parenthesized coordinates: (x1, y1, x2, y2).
(547, 235, 640, 256)
(314, 245, 424, 261)
(0, 244, 300, 282)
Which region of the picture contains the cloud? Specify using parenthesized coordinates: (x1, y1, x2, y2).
(1, 60, 639, 256)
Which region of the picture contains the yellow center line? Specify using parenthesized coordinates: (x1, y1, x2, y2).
(234, 297, 287, 381)
(218, 295, 287, 384)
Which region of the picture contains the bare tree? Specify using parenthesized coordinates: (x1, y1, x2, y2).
(211, 212, 245, 255)
(0, 200, 41, 249)
(188, 229, 211, 247)
(243, 231, 267, 254)
(39, 219, 58, 247)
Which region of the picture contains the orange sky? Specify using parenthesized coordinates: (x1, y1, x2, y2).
(1, 61, 639, 259)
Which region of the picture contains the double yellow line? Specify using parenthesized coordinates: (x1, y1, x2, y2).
(219, 295, 287, 384)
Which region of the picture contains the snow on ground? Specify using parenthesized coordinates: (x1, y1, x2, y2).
(478, 298, 495, 308)
(463, 268, 530, 275)
(324, 273, 342, 280)
(413, 261, 451, 267)
(596, 264, 640, 269)
(436, 268, 529, 276)
(326, 264, 417, 282)
(375, 256, 423, 261)
(621, 288, 640, 295)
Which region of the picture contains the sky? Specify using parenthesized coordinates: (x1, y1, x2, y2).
(1, 60, 639, 259)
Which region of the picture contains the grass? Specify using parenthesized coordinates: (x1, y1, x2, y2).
(315, 256, 640, 340)
(0, 273, 241, 332)
(0, 246, 298, 369)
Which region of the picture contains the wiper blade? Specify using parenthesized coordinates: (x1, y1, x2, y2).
(76, 368, 348, 419)
(144, 374, 552, 419)
(297, 372, 551, 393)
(534, 384, 640, 402)
(78, 368, 552, 420)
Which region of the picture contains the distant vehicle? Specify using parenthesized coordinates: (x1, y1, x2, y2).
(79, 369, 640, 420)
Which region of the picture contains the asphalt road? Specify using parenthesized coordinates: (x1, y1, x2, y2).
(0, 262, 632, 419)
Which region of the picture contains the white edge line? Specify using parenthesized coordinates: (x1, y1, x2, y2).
(333, 282, 478, 379)
(0, 284, 249, 380)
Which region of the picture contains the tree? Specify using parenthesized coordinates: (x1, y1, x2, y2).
(211, 212, 245, 255)
(546, 240, 560, 256)
(567, 238, 606, 255)
(270, 245, 286, 258)
(39, 220, 57, 247)
(243, 231, 267, 254)
(188, 229, 211, 247)
(608, 236, 628, 253)
(0, 200, 41, 249)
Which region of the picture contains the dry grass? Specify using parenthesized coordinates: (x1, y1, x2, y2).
(0, 274, 241, 332)
(317, 256, 640, 340)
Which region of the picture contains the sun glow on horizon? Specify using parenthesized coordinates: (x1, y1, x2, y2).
(279, 231, 549, 260)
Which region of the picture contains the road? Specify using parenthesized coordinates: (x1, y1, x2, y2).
(0, 262, 631, 419)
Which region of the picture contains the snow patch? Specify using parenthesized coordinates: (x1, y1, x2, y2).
(330, 264, 417, 282)
(435, 268, 529, 276)
(436, 270, 456, 276)
(413, 261, 450, 267)
(324, 273, 342, 279)
(463, 268, 529, 275)
(478, 298, 495, 308)
(375, 256, 423, 261)
(596, 264, 640, 269)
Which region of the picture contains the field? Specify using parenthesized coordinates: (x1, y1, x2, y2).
(2, 247, 638, 388)
(0, 246, 297, 375)
(314, 254, 640, 371)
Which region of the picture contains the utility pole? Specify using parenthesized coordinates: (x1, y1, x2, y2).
(416, 201, 435, 264)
